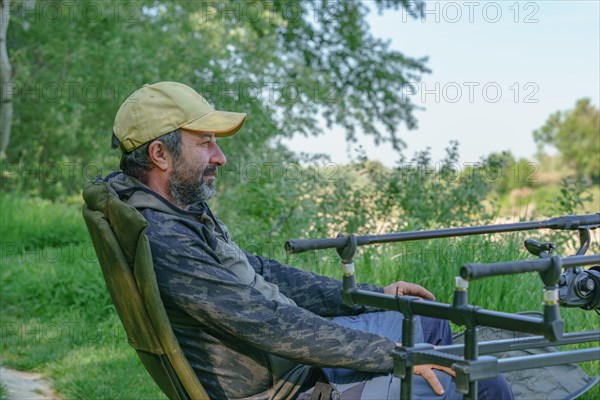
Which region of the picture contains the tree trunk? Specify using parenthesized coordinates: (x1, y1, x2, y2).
(1, 0, 13, 160)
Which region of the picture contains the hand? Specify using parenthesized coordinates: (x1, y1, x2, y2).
(383, 281, 435, 300)
(414, 364, 456, 395)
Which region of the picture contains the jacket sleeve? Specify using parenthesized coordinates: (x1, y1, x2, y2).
(145, 214, 395, 373)
(245, 252, 384, 317)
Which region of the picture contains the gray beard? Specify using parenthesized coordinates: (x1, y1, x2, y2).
(169, 165, 216, 209)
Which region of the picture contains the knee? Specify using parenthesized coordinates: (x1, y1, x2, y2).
(478, 374, 514, 400)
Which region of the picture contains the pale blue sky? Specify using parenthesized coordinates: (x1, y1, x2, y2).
(284, 0, 600, 166)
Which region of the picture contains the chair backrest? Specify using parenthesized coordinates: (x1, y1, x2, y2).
(82, 181, 210, 400)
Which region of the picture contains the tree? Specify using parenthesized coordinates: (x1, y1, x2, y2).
(3, 0, 429, 197)
(533, 98, 600, 181)
(0, 0, 13, 160)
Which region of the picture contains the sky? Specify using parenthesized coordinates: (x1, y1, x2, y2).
(282, 0, 600, 166)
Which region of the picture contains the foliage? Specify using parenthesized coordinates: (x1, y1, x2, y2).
(4, 0, 429, 198)
(544, 176, 596, 253)
(389, 141, 499, 229)
(486, 151, 539, 196)
(320, 141, 499, 233)
(550, 176, 595, 217)
(215, 141, 501, 260)
(533, 98, 600, 182)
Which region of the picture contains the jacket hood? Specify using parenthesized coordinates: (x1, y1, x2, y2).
(104, 171, 205, 219)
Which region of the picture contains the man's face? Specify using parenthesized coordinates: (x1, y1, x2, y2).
(168, 130, 227, 208)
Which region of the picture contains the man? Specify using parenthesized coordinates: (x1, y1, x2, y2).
(106, 82, 513, 399)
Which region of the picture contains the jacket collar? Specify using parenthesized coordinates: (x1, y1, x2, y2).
(104, 171, 206, 219)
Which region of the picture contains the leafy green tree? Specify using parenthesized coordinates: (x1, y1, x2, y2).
(3, 0, 429, 197)
(533, 98, 600, 181)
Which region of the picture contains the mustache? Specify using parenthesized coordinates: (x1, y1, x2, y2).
(202, 164, 218, 177)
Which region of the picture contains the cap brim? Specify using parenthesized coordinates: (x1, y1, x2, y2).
(181, 110, 247, 137)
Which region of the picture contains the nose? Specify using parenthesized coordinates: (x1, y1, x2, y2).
(210, 142, 227, 166)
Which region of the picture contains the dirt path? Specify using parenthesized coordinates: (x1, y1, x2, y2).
(0, 367, 61, 400)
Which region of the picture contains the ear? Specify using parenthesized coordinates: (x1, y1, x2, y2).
(148, 141, 171, 171)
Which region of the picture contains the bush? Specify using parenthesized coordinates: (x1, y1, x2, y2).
(216, 141, 500, 261)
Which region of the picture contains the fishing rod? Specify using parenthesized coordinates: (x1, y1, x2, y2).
(285, 213, 600, 254)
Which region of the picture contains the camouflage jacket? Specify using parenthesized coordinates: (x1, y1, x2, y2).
(107, 173, 395, 399)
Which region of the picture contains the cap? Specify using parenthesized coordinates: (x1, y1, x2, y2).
(113, 81, 247, 152)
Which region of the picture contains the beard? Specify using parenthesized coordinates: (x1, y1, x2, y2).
(169, 161, 217, 209)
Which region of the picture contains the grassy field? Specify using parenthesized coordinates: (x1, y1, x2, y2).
(1, 192, 598, 399)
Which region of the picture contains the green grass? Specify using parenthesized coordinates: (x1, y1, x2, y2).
(0, 194, 166, 399)
(1, 194, 598, 399)
(0, 383, 7, 400)
(0, 192, 89, 250)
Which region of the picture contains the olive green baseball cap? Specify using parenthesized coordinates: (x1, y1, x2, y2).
(113, 81, 247, 152)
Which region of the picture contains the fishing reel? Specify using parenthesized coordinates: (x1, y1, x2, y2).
(525, 230, 600, 311)
(558, 266, 600, 310)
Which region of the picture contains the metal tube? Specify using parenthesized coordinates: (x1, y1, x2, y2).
(461, 254, 600, 281)
(349, 289, 550, 336)
(497, 348, 600, 373)
(438, 331, 600, 355)
(464, 327, 479, 400)
(474, 309, 548, 336)
(285, 214, 600, 254)
(400, 316, 415, 400)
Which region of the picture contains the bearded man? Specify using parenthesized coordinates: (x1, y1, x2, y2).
(105, 81, 513, 400)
